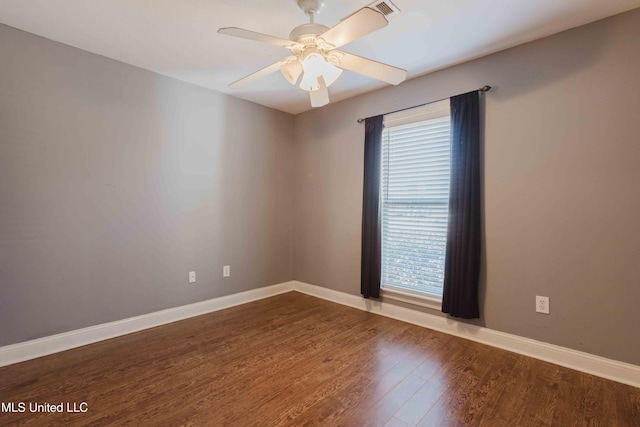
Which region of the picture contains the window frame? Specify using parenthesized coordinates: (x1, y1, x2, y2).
(379, 99, 451, 308)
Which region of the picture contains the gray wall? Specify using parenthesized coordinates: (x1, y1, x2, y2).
(0, 25, 294, 346)
(293, 9, 640, 365)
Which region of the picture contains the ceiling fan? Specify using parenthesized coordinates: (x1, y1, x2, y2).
(218, 0, 407, 108)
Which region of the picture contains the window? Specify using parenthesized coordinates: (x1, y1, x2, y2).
(381, 100, 451, 305)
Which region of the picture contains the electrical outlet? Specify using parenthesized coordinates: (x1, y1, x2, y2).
(223, 265, 230, 278)
(536, 296, 549, 314)
(188, 271, 196, 284)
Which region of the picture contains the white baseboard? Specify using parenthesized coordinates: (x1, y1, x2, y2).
(2, 279, 638, 389)
(292, 281, 640, 389)
(0, 281, 295, 368)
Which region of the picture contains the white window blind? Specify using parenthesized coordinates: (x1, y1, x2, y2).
(381, 100, 451, 298)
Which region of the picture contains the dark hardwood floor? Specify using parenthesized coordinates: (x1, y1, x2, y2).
(1, 292, 639, 426)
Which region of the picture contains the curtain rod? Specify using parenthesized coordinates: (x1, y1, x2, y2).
(356, 85, 491, 124)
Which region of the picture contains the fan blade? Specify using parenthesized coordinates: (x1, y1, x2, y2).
(334, 51, 406, 85)
(309, 76, 330, 108)
(218, 27, 298, 48)
(317, 8, 388, 48)
(229, 60, 284, 89)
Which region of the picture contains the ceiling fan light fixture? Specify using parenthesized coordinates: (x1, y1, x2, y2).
(280, 60, 303, 85)
(309, 75, 330, 107)
(299, 52, 342, 91)
(219, 2, 407, 108)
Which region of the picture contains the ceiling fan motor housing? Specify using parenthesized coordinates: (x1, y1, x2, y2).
(289, 23, 330, 43)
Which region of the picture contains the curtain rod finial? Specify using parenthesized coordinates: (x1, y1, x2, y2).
(480, 85, 491, 92)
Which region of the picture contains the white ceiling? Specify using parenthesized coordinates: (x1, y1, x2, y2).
(1, 0, 639, 114)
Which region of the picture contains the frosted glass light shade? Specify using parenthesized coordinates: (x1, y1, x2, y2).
(299, 53, 342, 91)
(280, 60, 303, 85)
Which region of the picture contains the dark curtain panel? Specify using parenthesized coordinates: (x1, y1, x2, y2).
(442, 91, 481, 318)
(361, 115, 384, 299)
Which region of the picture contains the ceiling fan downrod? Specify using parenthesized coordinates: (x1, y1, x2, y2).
(298, 0, 325, 24)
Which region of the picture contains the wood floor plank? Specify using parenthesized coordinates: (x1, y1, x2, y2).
(0, 291, 638, 427)
(281, 326, 440, 426)
(412, 340, 500, 426)
(612, 380, 640, 426)
(514, 361, 563, 426)
(548, 366, 586, 427)
(218, 315, 400, 425)
(364, 373, 432, 427)
(132, 301, 375, 425)
(384, 416, 411, 427)
(582, 373, 640, 427)
(0, 292, 308, 393)
(452, 347, 519, 426)
(86, 297, 373, 426)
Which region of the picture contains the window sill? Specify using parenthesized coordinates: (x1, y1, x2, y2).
(381, 286, 442, 311)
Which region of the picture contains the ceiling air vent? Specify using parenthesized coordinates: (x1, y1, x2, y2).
(367, 0, 400, 18)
